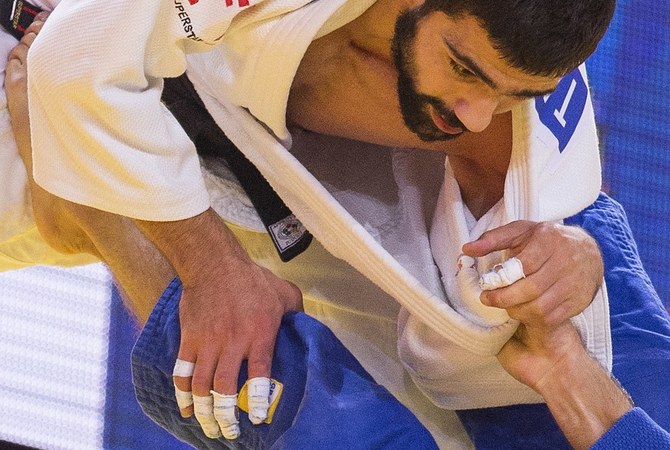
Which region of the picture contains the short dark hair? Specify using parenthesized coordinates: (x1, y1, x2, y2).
(423, 0, 616, 77)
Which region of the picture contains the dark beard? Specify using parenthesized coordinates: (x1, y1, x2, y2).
(391, 7, 465, 142)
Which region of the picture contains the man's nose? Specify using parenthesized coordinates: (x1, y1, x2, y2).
(453, 96, 498, 133)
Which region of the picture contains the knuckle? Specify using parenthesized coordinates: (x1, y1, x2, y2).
(513, 298, 552, 327)
(542, 295, 576, 326)
(524, 307, 551, 327)
(533, 222, 564, 244)
(574, 293, 593, 312)
(533, 305, 553, 326)
(285, 282, 303, 306)
(533, 221, 553, 236)
(7, 46, 20, 61)
(544, 305, 568, 327)
(178, 335, 200, 353)
(478, 228, 493, 242)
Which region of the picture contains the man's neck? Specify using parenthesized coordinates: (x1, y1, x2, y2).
(447, 113, 512, 219)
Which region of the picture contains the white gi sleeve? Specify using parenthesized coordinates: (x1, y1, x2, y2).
(27, 0, 262, 221)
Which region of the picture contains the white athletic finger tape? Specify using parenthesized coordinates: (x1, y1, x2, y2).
(211, 391, 240, 440)
(173, 383, 193, 410)
(246, 377, 271, 425)
(193, 394, 223, 439)
(479, 257, 526, 290)
(172, 359, 195, 378)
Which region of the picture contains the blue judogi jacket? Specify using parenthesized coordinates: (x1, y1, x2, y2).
(132, 193, 670, 449)
(132, 283, 437, 449)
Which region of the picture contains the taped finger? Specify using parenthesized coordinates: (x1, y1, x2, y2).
(194, 394, 223, 439)
(212, 391, 240, 440)
(173, 358, 195, 377)
(246, 377, 271, 425)
(480, 257, 526, 290)
(172, 359, 196, 411)
(174, 383, 194, 410)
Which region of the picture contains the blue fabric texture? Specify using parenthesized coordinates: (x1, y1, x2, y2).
(133, 193, 670, 448)
(592, 408, 670, 450)
(457, 193, 670, 449)
(104, 284, 193, 450)
(131, 279, 437, 450)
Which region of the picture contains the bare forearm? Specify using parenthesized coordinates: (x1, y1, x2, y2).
(536, 349, 633, 449)
(135, 207, 251, 284)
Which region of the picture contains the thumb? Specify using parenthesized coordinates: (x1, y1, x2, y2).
(270, 273, 303, 312)
(283, 281, 303, 312)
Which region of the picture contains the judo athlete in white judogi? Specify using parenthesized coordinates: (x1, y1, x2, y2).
(7, 0, 662, 448)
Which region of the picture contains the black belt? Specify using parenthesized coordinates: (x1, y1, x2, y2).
(162, 75, 312, 262)
(0, 0, 42, 39)
(0, 2, 311, 261)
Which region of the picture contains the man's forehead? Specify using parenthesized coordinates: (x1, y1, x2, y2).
(439, 13, 561, 97)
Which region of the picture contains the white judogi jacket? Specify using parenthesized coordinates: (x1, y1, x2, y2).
(24, 0, 610, 426)
(183, 0, 611, 409)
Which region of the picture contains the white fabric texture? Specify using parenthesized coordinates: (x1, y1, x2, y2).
(222, 221, 470, 448)
(1, 0, 266, 268)
(27, 0, 317, 221)
(187, 6, 612, 409)
(15, 0, 611, 412)
(404, 99, 612, 407)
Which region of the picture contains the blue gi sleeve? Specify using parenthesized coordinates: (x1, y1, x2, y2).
(592, 408, 670, 450)
(458, 193, 670, 449)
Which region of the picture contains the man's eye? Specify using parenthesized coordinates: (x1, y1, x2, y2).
(450, 60, 473, 78)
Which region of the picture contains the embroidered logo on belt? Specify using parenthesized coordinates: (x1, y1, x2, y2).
(269, 214, 308, 254)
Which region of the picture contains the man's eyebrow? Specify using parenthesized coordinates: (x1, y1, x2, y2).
(445, 40, 557, 98)
(509, 86, 557, 99)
